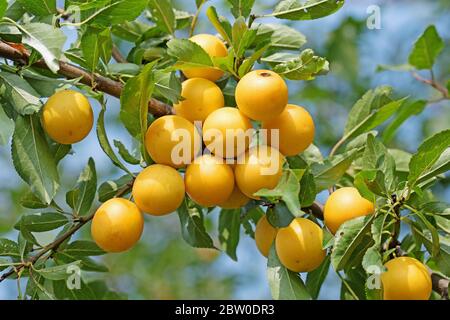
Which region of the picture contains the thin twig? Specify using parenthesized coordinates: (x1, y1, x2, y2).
(112, 45, 127, 63)
(411, 71, 449, 99)
(0, 41, 173, 117)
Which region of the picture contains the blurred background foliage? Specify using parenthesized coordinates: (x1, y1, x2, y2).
(0, 0, 449, 299)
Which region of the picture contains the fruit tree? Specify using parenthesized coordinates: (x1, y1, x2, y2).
(0, 0, 448, 300)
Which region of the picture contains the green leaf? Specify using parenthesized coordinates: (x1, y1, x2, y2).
(421, 202, 450, 218)
(344, 97, 407, 143)
(0, 238, 20, 257)
(382, 100, 427, 143)
(410, 222, 450, 276)
(273, 49, 329, 80)
(16, 0, 56, 17)
(91, 0, 149, 27)
(120, 62, 155, 145)
(0, 0, 7, 18)
(312, 149, 358, 191)
(28, 272, 55, 300)
(16, 22, 66, 73)
(218, 209, 241, 261)
(97, 107, 133, 175)
(81, 27, 112, 72)
(35, 261, 81, 281)
(254, 169, 302, 216)
(20, 190, 48, 209)
(54, 252, 109, 272)
(241, 205, 264, 238)
(228, 0, 255, 18)
(98, 174, 133, 202)
(354, 170, 386, 201)
(269, 0, 345, 20)
(306, 255, 330, 299)
(408, 129, 450, 189)
(331, 215, 375, 271)
(232, 17, 256, 58)
(267, 245, 312, 300)
(53, 279, 97, 300)
(344, 86, 393, 135)
(299, 170, 316, 207)
(0, 103, 13, 144)
(206, 6, 232, 44)
(63, 241, 105, 256)
(266, 203, 295, 228)
(154, 70, 182, 104)
(359, 134, 396, 193)
(417, 148, 450, 184)
(166, 38, 214, 70)
(414, 211, 440, 258)
(177, 199, 215, 248)
(114, 140, 140, 165)
(22, 69, 81, 97)
(12, 115, 59, 204)
(67, 158, 97, 216)
(148, 0, 176, 35)
(238, 43, 270, 77)
(0, 72, 42, 115)
(255, 23, 306, 50)
(15, 212, 68, 232)
(362, 246, 383, 273)
(408, 25, 444, 70)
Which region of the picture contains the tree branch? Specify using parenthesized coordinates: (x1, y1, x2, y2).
(0, 183, 133, 284)
(112, 45, 127, 63)
(0, 41, 173, 117)
(411, 71, 449, 100)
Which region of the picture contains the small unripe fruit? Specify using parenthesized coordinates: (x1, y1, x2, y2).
(174, 78, 224, 123)
(132, 164, 185, 216)
(324, 187, 375, 234)
(145, 115, 201, 168)
(203, 107, 253, 159)
(234, 145, 284, 199)
(183, 34, 227, 82)
(185, 155, 234, 207)
(219, 185, 250, 209)
(381, 257, 432, 300)
(91, 198, 144, 253)
(254, 215, 277, 257)
(275, 218, 325, 272)
(42, 90, 93, 144)
(262, 104, 315, 156)
(235, 70, 288, 122)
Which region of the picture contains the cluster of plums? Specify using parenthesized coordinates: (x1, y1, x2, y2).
(38, 34, 433, 300)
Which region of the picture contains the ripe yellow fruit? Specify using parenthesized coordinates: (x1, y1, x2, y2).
(324, 187, 375, 234)
(381, 257, 432, 300)
(132, 164, 185, 216)
(185, 155, 234, 207)
(219, 185, 250, 209)
(255, 215, 277, 257)
(275, 218, 325, 272)
(235, 70, 288, 122)
(145, 115, 201, 168)
(42, 89, 93, 144)
(262, 104, 315, 156)
(203, 107, 254, 159)
(174, 78, 225, 123)
(91, 198, 144, 253)
(183, 34, 227, 82)
(234, 145, 284, 199)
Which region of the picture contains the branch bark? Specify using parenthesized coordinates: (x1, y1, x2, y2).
(0, 41, 173, 117)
